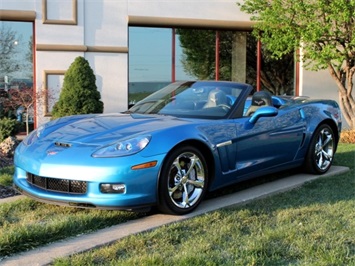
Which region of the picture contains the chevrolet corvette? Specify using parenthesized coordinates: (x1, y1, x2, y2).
(13, 81, 342, 214)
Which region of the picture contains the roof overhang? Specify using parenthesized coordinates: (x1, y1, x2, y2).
(128, 16, 255, 31)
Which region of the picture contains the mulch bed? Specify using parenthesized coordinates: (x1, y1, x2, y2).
(0, 154, 13, 168)
(0, 184, 19, 199)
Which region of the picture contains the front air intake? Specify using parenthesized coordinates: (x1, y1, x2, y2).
(26, 173, 87, 194)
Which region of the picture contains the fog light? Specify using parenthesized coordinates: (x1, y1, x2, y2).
(100, 183, 126, 194)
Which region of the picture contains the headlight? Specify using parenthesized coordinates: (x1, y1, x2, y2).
(92, 135, 151, 158)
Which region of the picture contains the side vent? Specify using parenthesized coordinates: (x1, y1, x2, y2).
(300, 133, 306, 148)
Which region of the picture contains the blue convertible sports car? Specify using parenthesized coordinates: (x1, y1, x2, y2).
(13, 81, 342, 215)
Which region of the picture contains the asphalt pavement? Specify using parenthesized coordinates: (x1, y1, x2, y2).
(0, 165, 349, 266)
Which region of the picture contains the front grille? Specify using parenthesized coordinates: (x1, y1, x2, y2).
(26, 173, 87, 194)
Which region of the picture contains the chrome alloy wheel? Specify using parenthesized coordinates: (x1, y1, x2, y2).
(314, 127, 334, 171)
(168, 152, 206, 209)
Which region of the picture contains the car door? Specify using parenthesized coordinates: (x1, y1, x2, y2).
(234, 107, 306, 176)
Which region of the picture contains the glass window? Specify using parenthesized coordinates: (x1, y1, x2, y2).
(128, 27, 195, 106)
(246, 34, 294, 95)
(128, 26, 295, 109)
(0, 21, 34, 132)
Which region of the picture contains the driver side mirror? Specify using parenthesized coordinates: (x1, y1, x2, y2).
(248, 106, 278, 124)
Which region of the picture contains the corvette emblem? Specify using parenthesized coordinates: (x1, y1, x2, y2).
(47, 150, 58, 156)
(255, 100, 265, 106)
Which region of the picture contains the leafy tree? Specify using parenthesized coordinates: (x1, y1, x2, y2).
(239, 0, 355, 129)
(245, 33, 294, 95)
(3, 88, 33, 135)
(1, 87, 52, 135)
(177, 29, 215, 80)
(51, 56, 104, 119)
(176, 29, 294, 95)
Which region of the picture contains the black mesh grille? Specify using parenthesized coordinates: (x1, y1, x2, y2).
(26, 173, 87, 194)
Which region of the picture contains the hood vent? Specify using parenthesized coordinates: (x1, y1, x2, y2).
(55, 142, 71, 148)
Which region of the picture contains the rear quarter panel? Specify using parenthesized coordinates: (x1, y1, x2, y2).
(284, 99, 341, 161)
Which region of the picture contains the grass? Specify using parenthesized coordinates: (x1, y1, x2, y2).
(0, 143, 354, 265)
(0, 199, 146, 258)
(52, 143, 355, 265)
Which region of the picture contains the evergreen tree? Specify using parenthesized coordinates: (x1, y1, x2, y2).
(51, 56, 103, 118)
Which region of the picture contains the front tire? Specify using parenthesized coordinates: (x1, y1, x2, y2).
(304, 124, 335, 174)
(158, 146, 208, 215)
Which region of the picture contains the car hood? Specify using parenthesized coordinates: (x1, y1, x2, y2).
(39, 113, 188, 146)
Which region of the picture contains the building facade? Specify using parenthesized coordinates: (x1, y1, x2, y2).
(0, 0, 341, 127)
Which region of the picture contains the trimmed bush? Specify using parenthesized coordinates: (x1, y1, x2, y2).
(51, 56, 104, 119)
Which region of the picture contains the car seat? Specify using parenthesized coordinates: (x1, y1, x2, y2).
(245, 91, 273, 116)
(204, 89, 228, 108)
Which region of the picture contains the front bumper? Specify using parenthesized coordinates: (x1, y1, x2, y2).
(13, 146, 165, 211)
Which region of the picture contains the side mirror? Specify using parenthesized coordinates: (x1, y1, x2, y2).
(248, 106, 278, 124)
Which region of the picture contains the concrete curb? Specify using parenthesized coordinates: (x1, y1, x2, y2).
(0, 166, 349, 266)
(0, 194, 24, 204)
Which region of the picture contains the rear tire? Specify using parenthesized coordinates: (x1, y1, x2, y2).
(304, 124, 335, 174)
(158, 146, 208, 215)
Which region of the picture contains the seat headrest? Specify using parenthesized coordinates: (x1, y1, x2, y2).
(251, 91, 272, 106)
(204, 89, 227, 107)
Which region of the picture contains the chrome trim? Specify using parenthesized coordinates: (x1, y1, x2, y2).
(216, 140, 232, 148)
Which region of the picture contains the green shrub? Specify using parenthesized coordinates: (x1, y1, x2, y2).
(0, 166, 14, 186)
(51, 56, 104, 119)
(0, 118, 19, 142)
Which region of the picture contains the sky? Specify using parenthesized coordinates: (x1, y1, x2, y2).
(129, 27, 195, 82)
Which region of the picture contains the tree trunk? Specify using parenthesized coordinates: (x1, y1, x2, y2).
(25, 112, 29, 135)
(327, 64, 355, 129)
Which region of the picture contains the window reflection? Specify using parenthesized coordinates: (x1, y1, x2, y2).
(128, 27, 196, 106)
(0, 21, 34, 133)
(128, 26, 295, 108)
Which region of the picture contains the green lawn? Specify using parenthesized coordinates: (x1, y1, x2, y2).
(51, 143, 353, 265)
(0, 144, 354, 265)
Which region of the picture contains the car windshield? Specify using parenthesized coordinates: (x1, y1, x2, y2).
(128, 81, 247, 118)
